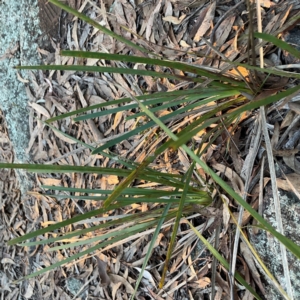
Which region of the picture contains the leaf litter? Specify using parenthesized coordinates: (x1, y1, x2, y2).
(2, 0, 300, 299)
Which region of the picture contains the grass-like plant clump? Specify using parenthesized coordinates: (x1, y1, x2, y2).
(1, 0, 300, 298)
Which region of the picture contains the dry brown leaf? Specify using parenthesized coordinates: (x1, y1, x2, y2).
(23, 279, 35, 299)
(250, 178, 270, 202)
(280, 110, 295, 129)
(212, 162, 244, 196)
(28, 102, 51, 118)
(76, 82, 88, 107)
(193, 2, 216, 42)
(264, 13, 280, 34)
(16, 72, 30, 83)
(111, 281, 122, 300)
(90, 121, 104, 142)
(146, 288, 164, 300)
(89, 94, 107, 105)
(180, 40, 191, 48)
(215, 287, 223, 300)
(107, 175, 119, 185)
(215, 15, 236, 48)
(272, 148, 299, 157)
(240, 242, 266, 296)
(288, 102, 300, 115)
(156, 110, 170, 117)
(194, 277, 211, 289)
(259, 0, 273, 8)
(46, 96, 68, 113)
(229, 128, 243, 174)
(276, 173, 300, 194)
(232, 198, 259, 226)
(163, 15, 185, 25)
(39, 177, 62, 186)
(1, 258, 15, 265)
(114, 247, 123, 275)
(113, 111, 123, 131)
(222, 195, 231, 233)
(142, 233, 163, 256)
(229, 65, 250, 78)
(283, 155, 300, 174)
(96, 257, 111, 287)
(52, 129, 77, 144)
(270, 5, 292, 35)
(258, 73, 289, 90)
(72, 19, 79, 50)
(145, 0, 163, 41)
(178, 148, 190, 171)
(109, 274, 134, 294)
(134, 267, 156, 288)
(271, 122, 280, 149)
(51, 120, 77, 144)
(215, 272, 230, 297)
(26, 126, 40, 154)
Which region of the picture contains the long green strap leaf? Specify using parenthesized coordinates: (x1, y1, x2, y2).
(131, 203, 172, 299)
(167, 85, 300, 150)
(134, 86, 300, 262)
(47, 220, 158, 251)
(254, 32, 300, 59)
(46, 88, 232, 123)
(21, 209, 177, 247)
(15, 225, 153, 282)
(159, 163, 196, 288)
(102, 154, 156, 208)
(49, 0, 157, 57)
(61, 50, 246, 87)
(15, 65, 203, 84)
(8, 203, 122, 245)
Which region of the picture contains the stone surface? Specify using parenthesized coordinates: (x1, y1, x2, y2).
(65, 277, 88, 299)
(248, 184, 300, 299)
(0, 1, 71, 194)
(282, 26, 300, 65)
(0, 1, 43, 194)
(284, 26, 300, 50)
